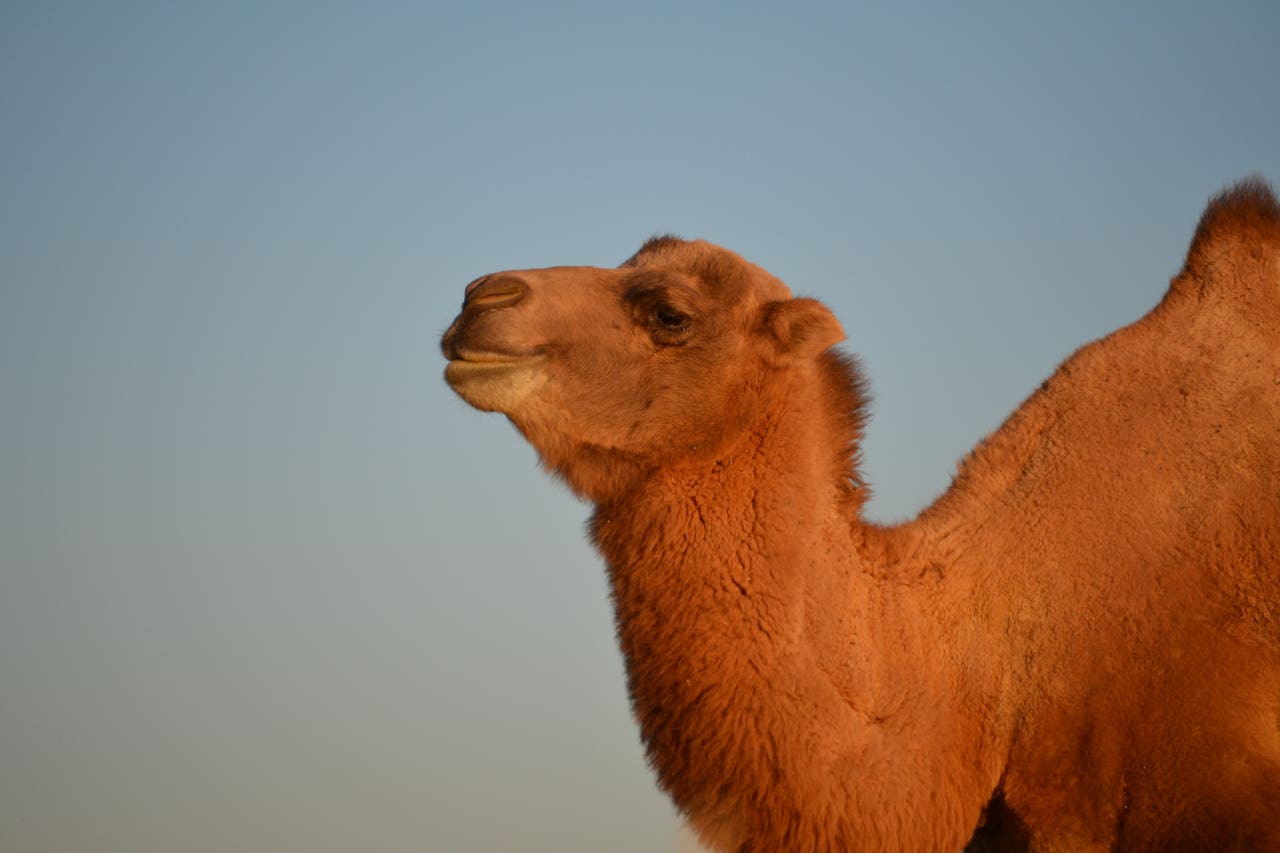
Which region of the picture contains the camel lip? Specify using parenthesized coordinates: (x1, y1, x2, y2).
(447, 349, 546, 367)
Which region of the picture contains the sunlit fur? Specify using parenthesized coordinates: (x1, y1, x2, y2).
(441, 179, 1280, 851)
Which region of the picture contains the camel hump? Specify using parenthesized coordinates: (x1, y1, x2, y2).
(1179, 176, 1280, 285)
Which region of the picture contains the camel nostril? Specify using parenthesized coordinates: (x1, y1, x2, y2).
(464, 275, 529, 312)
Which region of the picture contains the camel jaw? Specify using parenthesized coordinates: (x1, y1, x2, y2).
(444, 353, 547, 413)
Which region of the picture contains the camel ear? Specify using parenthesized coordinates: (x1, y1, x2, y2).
(762, 298, 844, 362)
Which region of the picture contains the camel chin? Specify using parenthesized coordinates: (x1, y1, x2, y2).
(444, 357, 546, 413)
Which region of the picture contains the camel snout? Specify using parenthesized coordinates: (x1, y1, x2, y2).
(442, 273, 534, 362)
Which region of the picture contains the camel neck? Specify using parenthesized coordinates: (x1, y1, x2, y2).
(587, 379, 998, 849)
(593, 377, 860, 622)
(591, 404, 923, 719)
(590, 367, 923, 687)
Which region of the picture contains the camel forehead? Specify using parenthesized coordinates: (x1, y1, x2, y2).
(622, 236, 793, 304)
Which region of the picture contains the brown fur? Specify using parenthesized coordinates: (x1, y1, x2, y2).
(441, 179, 1280, 851)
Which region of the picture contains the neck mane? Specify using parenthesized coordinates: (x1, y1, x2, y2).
(589, 353, 1003, 851)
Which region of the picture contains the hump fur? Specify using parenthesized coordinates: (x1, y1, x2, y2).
(1180, 176, 1280, 280)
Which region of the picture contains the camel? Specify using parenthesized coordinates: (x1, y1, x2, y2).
(440, 178, 1280, 851)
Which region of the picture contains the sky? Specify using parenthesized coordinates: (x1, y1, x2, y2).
(2, 2, 1278, 851)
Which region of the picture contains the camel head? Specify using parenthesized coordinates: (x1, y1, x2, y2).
(441, 236, 846, 501)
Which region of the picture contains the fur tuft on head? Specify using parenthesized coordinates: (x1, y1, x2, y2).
(623, 234, 687, 266)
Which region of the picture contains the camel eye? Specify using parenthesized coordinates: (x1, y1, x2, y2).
(647, 306, 693, 345)
(625, 282, 696, 344)
(654, 306, 690, 330)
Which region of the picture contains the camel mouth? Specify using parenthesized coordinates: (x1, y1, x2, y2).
(445, 350, 547, 379)
(448, 349, 545, 366)
(445, 354, 545, 382)
(445, 356, 542, 380)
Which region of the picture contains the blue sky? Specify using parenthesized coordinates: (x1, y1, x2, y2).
(2, 3, 1278, 851)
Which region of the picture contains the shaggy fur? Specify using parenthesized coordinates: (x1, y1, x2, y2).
(440, 178, 1280, 851)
